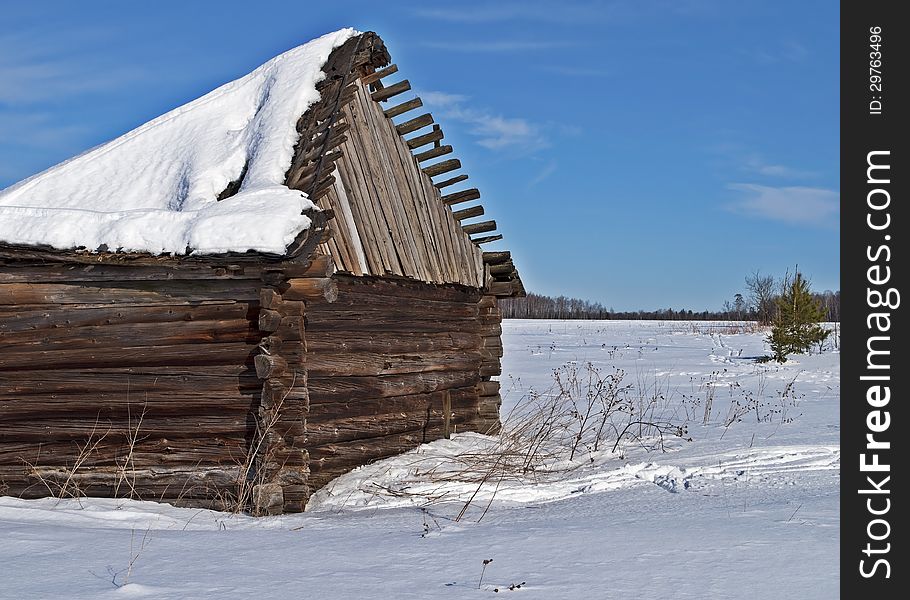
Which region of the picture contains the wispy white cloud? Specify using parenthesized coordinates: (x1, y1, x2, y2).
(414, 1, 718, 25)
(745, 40, 810, 65)
(0, 30, 145, 104)
(743, 155, 817, 179)
(421, 91, 546, 151)
(419, 91, 468, 107)
(528, 160, 558, 186)
(540, 65, 610, 78)
(725, 183, 839, 227)
(418, 40, 582, 53)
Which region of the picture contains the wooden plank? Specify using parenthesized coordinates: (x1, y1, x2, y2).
(352, 81, 424, 280)
(383, 97, 423, 119)
(441, 188, 481, 205)
(482, 251, 511, 265)
(0, 319, 259, 351)
(462, 220, 496, 236)
(434, 174, 468, 189)
(0, 342, 258, 371)
(306, 350, 480, 377)
(395, 113, 434, 135)
(0, 264, 261, 284)
(370, 79, 410, 102)
(337, 97, 399, 274)
(0, 281, 259, 306)
(406, 128, 444, 150)
(414, 145, 452, 163)
(0, 303, 255, 334)
(471, 234, 503, 245)
(452, 205, 484, 221)
(328, 169, 368, 275)
(422, 159, 461, 178)
(332, 140, 385, 275)
(360, 63, 398, 85)
(306, 331, 482, 354)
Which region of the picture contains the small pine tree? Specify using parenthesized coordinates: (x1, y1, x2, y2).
(768, 272, 830, 362)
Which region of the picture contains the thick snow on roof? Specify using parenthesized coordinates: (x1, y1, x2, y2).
(0, 28, 357, 255)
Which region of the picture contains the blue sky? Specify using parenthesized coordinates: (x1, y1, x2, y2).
(0, 1, 839, 310)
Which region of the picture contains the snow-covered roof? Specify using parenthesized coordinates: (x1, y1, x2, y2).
(0, 28, 357, 256)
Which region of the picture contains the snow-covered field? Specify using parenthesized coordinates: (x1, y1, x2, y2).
(0, 320, 839, 599)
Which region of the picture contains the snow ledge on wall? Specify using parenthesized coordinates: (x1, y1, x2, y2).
(0, 28, 358, 256)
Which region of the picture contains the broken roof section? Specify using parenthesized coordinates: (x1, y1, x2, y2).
(0, 29, 357, 256)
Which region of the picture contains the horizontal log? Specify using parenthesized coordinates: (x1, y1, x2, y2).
(0, 342, 258, 371)
(414, 145, 452, 163)
(301, 406, 476, 447)
(0, 438, 251, 468)
(433, 174, 468, 189)
(422, 159, 461, 178)
(306, 316, 479, 334)
(406, 128, 444, 150)
(441, 188, 480, 206)
(489, 262, 515, 276)
(0, 302, 256, 334)
(395, 113, 434, 135)
(282, 277, 338, 303)
(332, 275, 483, 303)
(308, 370, 480, 404)
(5, 465, 241, 496)
(384, 97, 423, 119)
(452, 205, 484, 221)
(0, 318, 259, 352)
(0, 369, 259, 396)
(306, 302, 479, 322)
(461, 220, 497, 236)
(0, 264, 260, 284)
(371, 79, 410, 102)
(306, 350, 480, 377)
(361, 63, 398, 85)
(482, 251, 511, 265)
(471, 234, 503, 245)
(0, 390, 258, 422)
(0, 280, 260, 306)
(306, 387, 477, 422)
(306, 331, 482, 355)
(0, 415, 254, 443)
(487, 280, 522, 297)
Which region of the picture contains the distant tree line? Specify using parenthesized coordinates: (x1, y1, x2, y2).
(499, 270, 840, 322)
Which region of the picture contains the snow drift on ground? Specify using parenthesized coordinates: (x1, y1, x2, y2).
(0, 321, 840, 599)
(0, 28, 356, 255)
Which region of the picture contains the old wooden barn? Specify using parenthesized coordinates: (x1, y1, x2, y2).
(0, 30, 523, 514)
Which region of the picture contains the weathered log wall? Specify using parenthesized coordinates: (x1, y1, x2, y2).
(302, 275, 496, 490)
(0, 264, 266, 508)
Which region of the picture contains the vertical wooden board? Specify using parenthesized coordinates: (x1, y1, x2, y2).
(330, 168, 368, 276)
(430, 179, 461, 283)
(337, 102, 398, 274)
(346, 101, 404, 276)
(333, 147, 384, 275)
(351, 83, 424, 281)
(347, 87, 409, 276)
(366, 89, 440, 283)
(382, 110, 447, 283)
(430, 176, 466, 284)
(313, 187, 355, 274)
